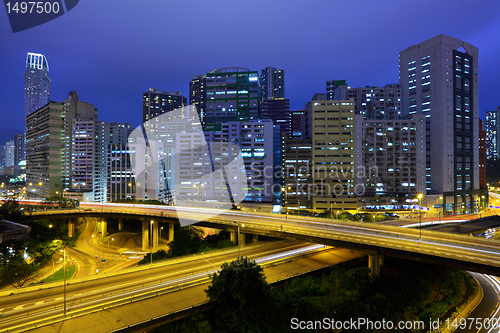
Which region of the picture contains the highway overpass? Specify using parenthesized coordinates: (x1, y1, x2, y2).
(25, 202, 500, 277)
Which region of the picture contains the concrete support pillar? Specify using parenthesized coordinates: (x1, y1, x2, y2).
(168, 223, 174, 241)
(68, 218, 75, 238)
(151, 220, 159, 250)
(118, 217, 124, 231)
(230, 231, 237, 244)
(252, 234, 258, 243)
(368, 254, 380, 280)
(142, 220, 149, 251)
(100, 218, 107, 237)
(238, 233, 246, 247)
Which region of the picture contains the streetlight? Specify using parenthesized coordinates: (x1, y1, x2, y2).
(92, 234, 100, 264)
(62, 245, 67, 316)
(417, 193, 423, 238)
(107, 238, 114, 260)
(193, 183, 204, 211)
(160, 226, 163, 248)
(282, 186, 291, 220)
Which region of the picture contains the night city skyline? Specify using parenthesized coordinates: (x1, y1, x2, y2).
(2, 2, 500, 331)
(1, 0, 500, 133)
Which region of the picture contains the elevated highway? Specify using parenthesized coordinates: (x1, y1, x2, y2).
(25, 202, 500, 276)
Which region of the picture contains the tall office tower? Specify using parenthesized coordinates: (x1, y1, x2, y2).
(290, 110, 305, 139)
(354, 114, 426, 208)
(107, 144, 136, 202)
(24, 53, 50, 118)
(142, 88, 188, 123)
(205, 67, 259, 131)
(71, 119, 96, 197)
(14, 133, 25, 169)
(346, 84, 401, 120)
(400, 34, 482, 215)
(131, 117, 196, 202)
(0, 145, 4, 172)
(479, 119, 486, 192)
(173, 120, 274, 203)
(282, 138, 312, 209)
(285, 94, 357, 211)
(217, 120, 274, 202)
(4, 141, 15, 168)
(326, 79, 348, 100)
(26, 102, 64, 198)
(189, 75, 206, 125)
(261, 99, 290, 135)
(485, 108, 499, 160)
(306, 95, 357, 211)
(260, 67, 284, 102)
(61, 92, 98, 193)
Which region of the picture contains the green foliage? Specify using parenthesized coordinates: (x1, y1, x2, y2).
(319, 210, 399, 222)
(0, 200, 24, 221)
(138, 229, 235, 265)
(0, 202, 67, 288)
(138, 249, 170, 265)
(167, 258, 469, 333)
(43, 196, 78, 208)
(168, 228, 203, 257)
(205, 256, 273, 332)
(113, 198, 166, 205)
(40, 264, 76, 284)
(0, 245, 41, 288)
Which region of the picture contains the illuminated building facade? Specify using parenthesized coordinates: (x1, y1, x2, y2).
(24, 52, 50, 118)
(400, 34, 482, 214)
(204, 67, 259, 131)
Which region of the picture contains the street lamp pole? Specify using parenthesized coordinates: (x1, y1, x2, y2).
(282, 186, 290, 221)
(107, 238, 113, 261)
(63, 247, 67, 315)
(417, 193, 423, 238)
(160, 226, 163, 248)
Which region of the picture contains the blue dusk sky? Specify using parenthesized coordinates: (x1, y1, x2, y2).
(1, 0, 500, 134)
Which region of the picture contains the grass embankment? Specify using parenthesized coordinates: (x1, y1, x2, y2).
(41, 264, 76, 283)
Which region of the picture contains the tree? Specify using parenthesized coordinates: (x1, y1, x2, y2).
(167, 227, 202, 257)
(0, 248, 41, 288)
(0, 200, 24, 222)
(205, 256, 273, 332)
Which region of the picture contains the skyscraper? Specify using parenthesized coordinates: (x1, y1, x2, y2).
(261, 99, 290, 135)
(189, 75, 206, 125)
(346, 84, 401, 120)
(24, 53, 50, 118)
(479, 119, 486, 191)
(61, 91, 98, 193)
(399, 34, 482, 215)
(142, 88, 187, 123)
(14, 133, 25, 175)
(285, 94, 357, 211)
(485, 108, 499, 160)
(26, 101, 64, 198)
(326, 79, 347, 101)
(260, 67, 284, 102)
(204, 67, 260, 131)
